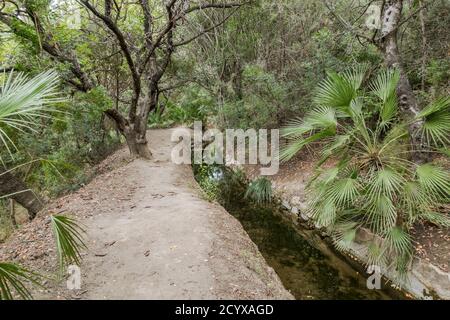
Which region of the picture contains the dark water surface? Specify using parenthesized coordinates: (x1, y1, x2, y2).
(194, 165, 396, 300)
(224, 202, 390, 300)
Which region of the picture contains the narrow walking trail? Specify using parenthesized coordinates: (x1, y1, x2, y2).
(1, 129, 291, 299)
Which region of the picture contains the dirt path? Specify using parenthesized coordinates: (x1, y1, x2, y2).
(1, 129, 292, 300)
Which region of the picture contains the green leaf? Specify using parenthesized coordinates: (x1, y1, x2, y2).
(0, 70, 64, 159)
(313, 199, 337, 228)
(50, 215, 87, 270)
(280, 128, 335, 162)
(416, 97, 450, 147)
(325, 178, 360, 207)
(332, 222, 359, 252)
(245, 177, 272, 204)
(420, 211, 450, 228)
(384, 227, 413, 275)
(416, 164, 450, 201)
(367, 169, 405, 199)
(369, 69, 400, 103)
(314, 72, 357, 112)
(0, 263, 42, 300)
(365, 194, 397, 234)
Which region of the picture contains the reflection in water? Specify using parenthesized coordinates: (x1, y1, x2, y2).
(194, 164, 394, 300)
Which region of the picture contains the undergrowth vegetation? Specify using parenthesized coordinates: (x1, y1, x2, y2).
(281, 66, 450, 278)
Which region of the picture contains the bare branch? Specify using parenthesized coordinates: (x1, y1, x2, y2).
(174, 7, 239, 47)
(184, 1, 249, 14)
(80, 0, 141, 121)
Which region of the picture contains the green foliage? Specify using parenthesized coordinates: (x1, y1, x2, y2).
(51, 215, 86, 269)
(218, 64, 290, 129)
(416, 97, 450, 147)
(426, 59, 450, 89)
(149, 86, 213, 128)
(0, 262, 41, 300)
(192, 164, 221, 201)
(245, 177, 273, 204)
(0, 69, 88, 300)
(16, 87, 120, 195)
(282, 67, 450, 276)
(0, 70, 63, 159)
(0, 214, 86, 300)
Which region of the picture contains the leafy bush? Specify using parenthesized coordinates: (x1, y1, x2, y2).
(192, 164, 221, 201)
(15, 87, 121, 195)
(217, 64, 291, 130)
(149, 86, 213, 128)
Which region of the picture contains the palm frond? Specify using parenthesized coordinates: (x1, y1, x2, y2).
(280, 106, 338, 162)
(385, 227, 412, 255)
(331, 222, 359, 252)
(314, 72, 357, 112)
(0, 263, 41, 300)
(50, 215, 87, 270)
(380, 95, 398, 125)
(341, 63, 370, 91)
(365, 195, 397, 234)
(312, 199, 337, 228)
(318, 135, 350, 166)
(366, 242, 387, 267)
(369, 69, 400, 103)
(0, 70, 63, 158)
(420, 211, 450, 228)
(281, 106, 337, 139)
(379, 125, 409, 159)
(416, 97, 450, 147)
(416, 164, 450, 201)
(280, 128, 335, 162)
(384, 227, 413, 275)
(401, 181, 429, 225)
(367, 169, 405, 199)
(325, 178, 360, 207)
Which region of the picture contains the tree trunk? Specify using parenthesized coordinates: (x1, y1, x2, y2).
(380, 0, 428, 163)
(105, 108, 152, 159)
(0, 167, 43, 220)
(124, 127, 152, 159)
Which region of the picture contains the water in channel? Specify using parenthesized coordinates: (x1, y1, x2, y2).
(193, 164, 399, 300)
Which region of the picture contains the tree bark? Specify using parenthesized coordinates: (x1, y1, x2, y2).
(380, 0, 428, 163)
(104, 108, 152, 159)
(419, 0, 427, 91)
(0, 168, 43, 220)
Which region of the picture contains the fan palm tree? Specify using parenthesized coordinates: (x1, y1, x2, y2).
(0, 70, 65, 218)
(0, 70, 86, 300)
(281, 66, 450, 278)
